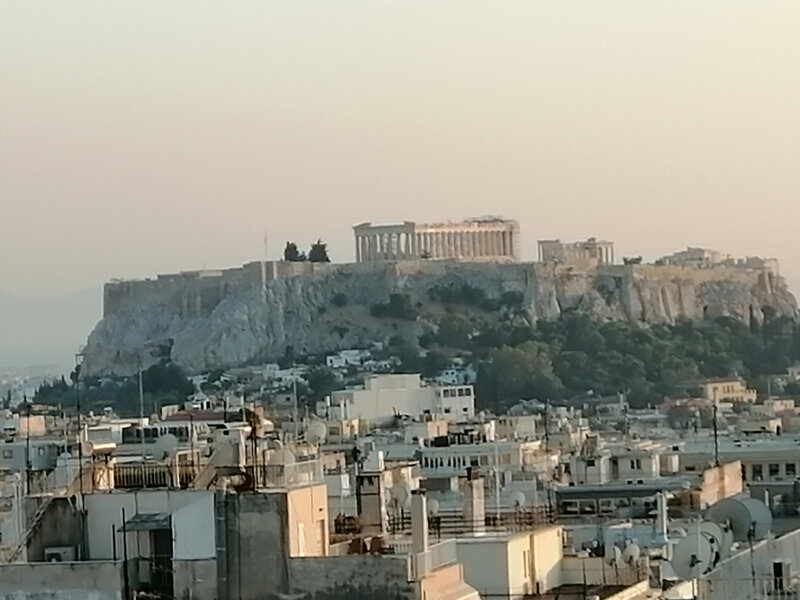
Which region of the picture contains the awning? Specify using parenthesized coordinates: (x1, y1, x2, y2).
(118, 512, 171, 532)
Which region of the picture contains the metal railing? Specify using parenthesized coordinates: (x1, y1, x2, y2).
(257, 459, 323, 488)
(387, 505, 554, 537)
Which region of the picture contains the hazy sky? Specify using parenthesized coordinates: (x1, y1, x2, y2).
(3, 2, 800, 298)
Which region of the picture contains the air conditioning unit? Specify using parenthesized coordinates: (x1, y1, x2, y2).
(44, 546, 76, 562)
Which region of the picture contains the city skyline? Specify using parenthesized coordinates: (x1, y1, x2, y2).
(3, 1, 800, 298)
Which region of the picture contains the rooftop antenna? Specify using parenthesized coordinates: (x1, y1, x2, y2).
(138, 353, 145, 462)
(261, 231, 268, 303)
(712, 403, 720, 466)
(25, 397, 31, 495)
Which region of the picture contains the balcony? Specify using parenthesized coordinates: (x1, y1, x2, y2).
(407, 538, 458, 581)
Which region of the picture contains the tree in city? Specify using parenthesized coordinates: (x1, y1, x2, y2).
(304, 366, 341, 404)
(283, 241, 306, 262)
(308, 239, 331, 263)
(475, 342, 564, 411)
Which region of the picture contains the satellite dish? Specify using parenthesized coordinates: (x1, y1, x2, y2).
(667, 528, 687, 542)
(510, 491, 526, 508)
(428, 498, 440, 516)
(152, 434, 178, 462)
(707, 497, 772, 542)
(605, 544, 623, 565)
(306, 420, 328, 445)
(699, 521, 730, 560)
(623, 542, 641, 564)
(671, 533, 713, 580)
(269, 446, 296, 466)
(390, 483, 411, 508)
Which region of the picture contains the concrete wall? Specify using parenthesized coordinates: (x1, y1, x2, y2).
(171, 493, 216, 560)
(0, 561, 124, 600)
(561, 556, 647, 587)
(286, 484, 329, 557)
(685, 460, 743, 509)
(173, 559, 217, 600)
(83, 489, 216, 560)
(287, 555, 416, 600)
(215, 491, 290, 600)
(456, 537, 511, 598)
(27, 497, 84, 562)
(531, 526, 563, 593)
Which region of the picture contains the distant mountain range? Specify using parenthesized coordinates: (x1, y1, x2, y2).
(0, 287, 102, 371)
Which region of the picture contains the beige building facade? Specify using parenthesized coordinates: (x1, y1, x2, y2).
(353, 217, 520, 262)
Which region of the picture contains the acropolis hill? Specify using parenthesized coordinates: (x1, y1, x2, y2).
(83, 239, 797, 376)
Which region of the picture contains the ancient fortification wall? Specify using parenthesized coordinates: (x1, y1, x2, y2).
(83, 259, 796, 376)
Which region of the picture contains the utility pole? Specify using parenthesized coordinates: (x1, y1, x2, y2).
(75, 353, 84, 498)
(261, 232, 268, 303)
(713, 403, 720, 467)
(138, 354, 145, 461)
(494, 437, 501, 522)
(292, 377, 299, 441)
(25, 398, 31, 495)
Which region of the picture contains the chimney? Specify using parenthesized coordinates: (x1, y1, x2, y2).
(411, 489, 429, 554)
(356, 471, 387, 535)
(654, 491, 668, 542)
(463, 468, 485, 533)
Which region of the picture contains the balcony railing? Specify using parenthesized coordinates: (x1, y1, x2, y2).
(407, 538, 457, 581)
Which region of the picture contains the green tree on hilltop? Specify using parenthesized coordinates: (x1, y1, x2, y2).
(283, 241, 306, 262)
(309, 239, 331, 263)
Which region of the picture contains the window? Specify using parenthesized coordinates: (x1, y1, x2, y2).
(769, 463, 781, 478)
(444, 407, 452, 414)
(752, 464, 763, 480)
(465, 388, 472, 396)
(630, 458, 642, 470)
(37, 447, 45, 456)
(2, 449, 12, 459)
(787, 463, 797, 478)
(586, 459, 596, 467)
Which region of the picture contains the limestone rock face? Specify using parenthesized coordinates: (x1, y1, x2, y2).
(82, 261, 797, 376)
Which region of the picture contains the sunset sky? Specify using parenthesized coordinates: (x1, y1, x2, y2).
(3, 1, 800, 298)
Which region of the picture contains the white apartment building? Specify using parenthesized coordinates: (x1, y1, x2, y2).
(568, 441, 678, 485)
(680, 437, 800, 482)
(419, 439, 548, 478)
(326, 349, 371, 369)
(326, 374, 475, 425)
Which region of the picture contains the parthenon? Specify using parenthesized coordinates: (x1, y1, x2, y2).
(353, 217, 520, 262)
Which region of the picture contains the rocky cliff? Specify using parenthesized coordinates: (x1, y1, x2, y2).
(82, 260, 797, 376)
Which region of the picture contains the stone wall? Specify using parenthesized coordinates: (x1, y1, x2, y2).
(286, 555, 416, 600)
(215, 491, 290, 600)
(84, 259, 797, 376)
(0, 561, 124, 600)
